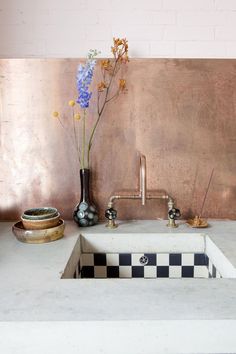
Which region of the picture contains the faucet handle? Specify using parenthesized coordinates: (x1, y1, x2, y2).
(105, 207, 117, 220)
(105, 207, 118, 229)
(168, 208, 181, 220)
(167, 207, 181, 228)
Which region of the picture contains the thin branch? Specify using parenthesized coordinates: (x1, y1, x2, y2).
(57, 116, 80, 161)
(86, 43, 128, 166)
(72, 108, 81, 164)
(105, 90, 120, 103)
(87, 58, 119, 159)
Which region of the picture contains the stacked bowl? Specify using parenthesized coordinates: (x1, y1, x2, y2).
(21, 207, 60, 229)
(12, 207, 65, 244)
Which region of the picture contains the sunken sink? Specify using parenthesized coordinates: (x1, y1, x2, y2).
(61, 233, 236, 280)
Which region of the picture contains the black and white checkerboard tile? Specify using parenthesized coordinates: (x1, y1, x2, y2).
(75, 253, 222, 279)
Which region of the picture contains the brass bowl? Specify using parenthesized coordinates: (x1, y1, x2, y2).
(22, 207, 58, 220)
(186, 216, 208, 228)
(21, 213, 60, 230)
(12, 219, 65, 243)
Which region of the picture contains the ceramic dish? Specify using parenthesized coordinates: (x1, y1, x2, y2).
(22, 207, 58, 220)
(12, 219, 65, 243)
(21, 213, 60, 230)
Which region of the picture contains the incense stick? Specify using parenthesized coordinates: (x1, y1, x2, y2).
(199, 168, 214, 218)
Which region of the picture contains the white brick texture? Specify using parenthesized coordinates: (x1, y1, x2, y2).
(0, 0, 236, 58)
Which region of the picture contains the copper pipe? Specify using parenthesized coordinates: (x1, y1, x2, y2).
(108, 193, 169, 208)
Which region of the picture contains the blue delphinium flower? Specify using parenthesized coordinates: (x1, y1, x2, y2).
(76, 51, 97, 109)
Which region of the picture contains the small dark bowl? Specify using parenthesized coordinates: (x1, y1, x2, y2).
(22, 207, 58, 220)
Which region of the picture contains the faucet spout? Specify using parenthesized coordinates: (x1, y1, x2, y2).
(140, 154, 146, 206)
(105, 152, 181, 229)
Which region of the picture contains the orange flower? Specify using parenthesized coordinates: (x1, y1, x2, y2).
(111, 47, 117, 56)
(123, 39, 128, 49)
(98, 81, 107, 92)
(114, 38, 123, 46)
(111, 38, 129, 60)
(119, 79, 126, 91)
(101, 59, 111, 69)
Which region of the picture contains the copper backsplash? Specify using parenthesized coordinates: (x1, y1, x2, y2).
(0, 59, 236, 221)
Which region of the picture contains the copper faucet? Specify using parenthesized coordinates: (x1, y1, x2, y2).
(105, 153, 181, 228)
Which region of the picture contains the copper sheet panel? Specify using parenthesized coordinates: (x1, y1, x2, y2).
(0, 59, 236, 221)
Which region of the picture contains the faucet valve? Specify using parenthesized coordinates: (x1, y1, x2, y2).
(168, 207, 181, 219)
(105, 207, 118, 229)
(167, 198, 181, 228)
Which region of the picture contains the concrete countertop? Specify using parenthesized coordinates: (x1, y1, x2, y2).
(0, 220, 236, 322)
(0, 220, 236, 353)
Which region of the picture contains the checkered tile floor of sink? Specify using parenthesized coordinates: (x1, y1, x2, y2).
(74, 253, 222, 279)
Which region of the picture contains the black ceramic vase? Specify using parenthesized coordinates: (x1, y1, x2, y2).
(73, 169, 98, 227)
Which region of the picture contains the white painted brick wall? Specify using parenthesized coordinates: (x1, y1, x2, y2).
(0, 0, 236, 58)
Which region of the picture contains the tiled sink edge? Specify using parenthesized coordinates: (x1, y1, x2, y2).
(205, 235, 236, 278)
(61, 235, 81, 279)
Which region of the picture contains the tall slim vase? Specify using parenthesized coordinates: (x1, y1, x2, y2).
(73, 169, 98, 227)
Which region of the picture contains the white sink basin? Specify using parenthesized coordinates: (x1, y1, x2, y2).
(62, 233, 236, 279)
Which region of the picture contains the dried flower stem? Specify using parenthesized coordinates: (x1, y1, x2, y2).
(55, 38, 128, 170)
(57, 115, 81, 165)
(81, 109, 86, 169)
(87, 58, 120, 166)
(72, 108, 81, 165)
